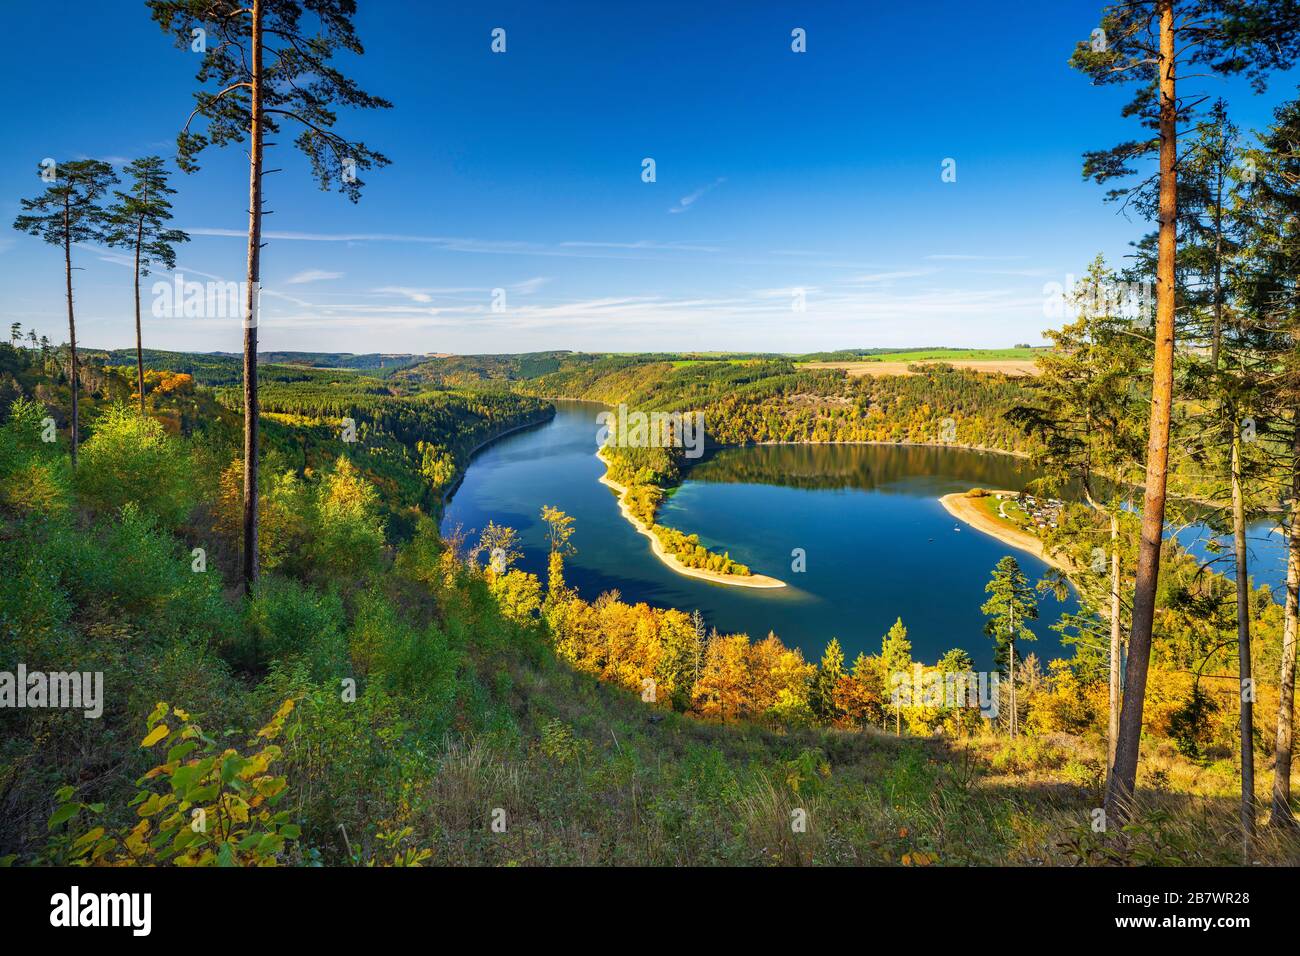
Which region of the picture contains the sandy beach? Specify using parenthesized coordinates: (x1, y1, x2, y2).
(939, 491, 1071, 573)
(596, 451, 787, 589)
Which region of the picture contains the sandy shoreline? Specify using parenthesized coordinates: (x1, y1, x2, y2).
(596, 450, 786, 589)
(939, 491, 1071, 573)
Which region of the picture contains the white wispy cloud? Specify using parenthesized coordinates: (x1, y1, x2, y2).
(285, 269, 343, 284)
(317, 304, 440, 316)
(511, 276, 550, 294)
(186, 227, 733, 262)
(371, 278, 550, 304)
(965, 267, 1050, 277)
(845, 269, 936, 284)
(560, 239, 724, 253)
(76, 154, 134, 167)
(754, 285, 822, 299)
(45, 230, 1055, 351)
(923, 253, 1028, 261)
(668, 177, 727, 214)
(374, 286, 435, 303)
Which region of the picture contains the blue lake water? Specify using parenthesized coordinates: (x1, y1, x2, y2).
(443, 400, 1081, 670)
(1173, 521, 1286, 598)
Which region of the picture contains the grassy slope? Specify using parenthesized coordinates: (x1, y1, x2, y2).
(435, 641, 1299, 865)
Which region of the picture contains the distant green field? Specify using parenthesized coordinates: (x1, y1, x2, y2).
(798, 347, 1040, 364)
(666, 348, 1045, 368)
(669, 357, 759, 367)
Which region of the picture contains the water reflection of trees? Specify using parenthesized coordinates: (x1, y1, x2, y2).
(686, 443, 1034, 492)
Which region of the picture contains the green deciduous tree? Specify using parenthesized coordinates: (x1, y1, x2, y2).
(540, 504, 576, 597)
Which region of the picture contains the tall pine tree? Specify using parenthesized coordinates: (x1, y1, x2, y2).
(148, 0, 392, 593)
(981, 556, 1038, 737)
(12, 159, 119, 466)
(107, 156, 189, 415)
(1010, 255, 1147, 764)
(1071, 0, 1300, 822)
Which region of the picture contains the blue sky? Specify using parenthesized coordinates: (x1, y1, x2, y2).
(2, 0, 1297, 355)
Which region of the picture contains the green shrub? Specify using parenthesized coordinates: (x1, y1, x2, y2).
(0, 521, 73, 654)
(51, 501, 236, 645)
(0, 397, 72, 517)
(242, 576, 348, 678)
(77, 403, 195, 528)
(349, 589, 463, 730)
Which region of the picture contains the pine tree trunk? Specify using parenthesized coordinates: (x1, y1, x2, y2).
(1106, 0, 1177, 824)
(134, 214, 145, 416)
(1109, 510, 1122, 767)
(1009, 637, 1017, 738)
(242, 0, 265, 596)
(1231, 426, 1256, 858)
(1210, 167, 1223, 370)
(1271, 418, 1300, 827)
(63, 194, 77, 468)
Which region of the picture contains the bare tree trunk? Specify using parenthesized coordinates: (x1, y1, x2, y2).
(1106, 0, 1177, 824)
(1083, 486, 1123, 768)
(134, 213, 145, 416)
(242, 0, 265, 596)
(1109, 511, 1122, 767)
(63, 194, 78, 468)
(1272, 417, 1300, 827)
(1009, 637, 1017, 738)
(1231, 425, 1255, 859)
(1210, 166, 1223, 370)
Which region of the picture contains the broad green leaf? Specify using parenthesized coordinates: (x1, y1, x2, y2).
(187, 784, 219, 804)
(47, 802, 80, 831)
(165, 741, 198, 764)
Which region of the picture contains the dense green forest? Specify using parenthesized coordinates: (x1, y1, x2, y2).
(523, 356, 1040, 450)
(92, 349, 424, 386)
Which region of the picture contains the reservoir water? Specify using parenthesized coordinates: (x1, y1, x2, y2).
(443, 400, 1080, 670)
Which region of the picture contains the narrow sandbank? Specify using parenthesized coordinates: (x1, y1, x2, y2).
(939, 491, 1072, 573)
(596, 450, 786, 589)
